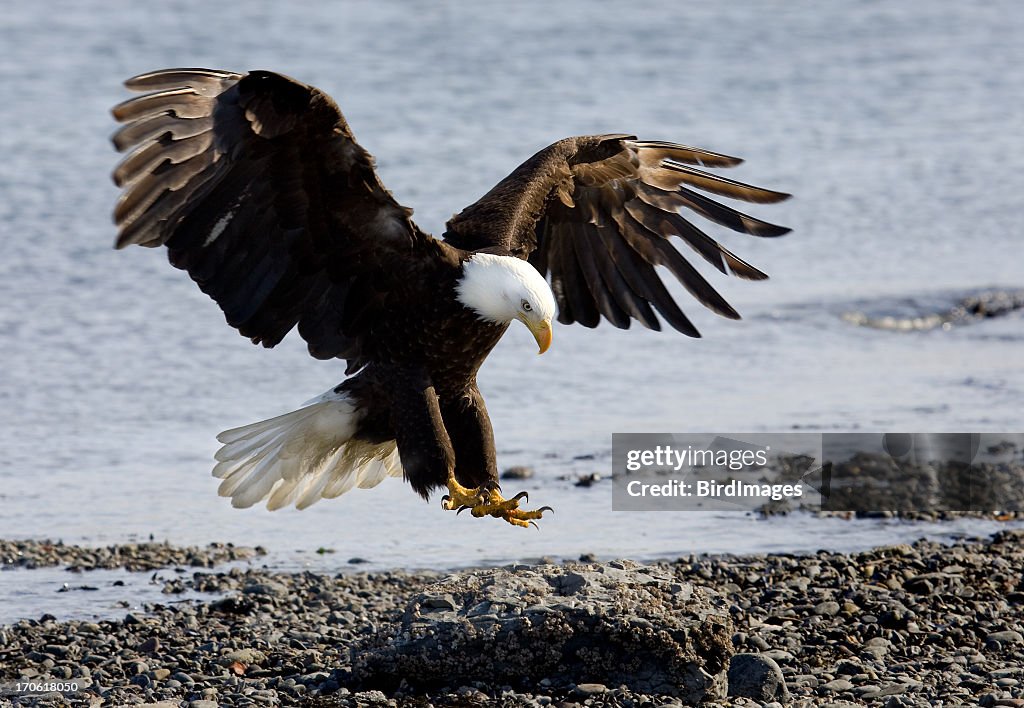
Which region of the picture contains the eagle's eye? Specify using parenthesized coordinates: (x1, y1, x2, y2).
(521, 300, 532, 312)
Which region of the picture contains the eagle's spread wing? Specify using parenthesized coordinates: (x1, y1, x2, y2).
(112, 68, 433, 371)
(444, 134, 790, 336)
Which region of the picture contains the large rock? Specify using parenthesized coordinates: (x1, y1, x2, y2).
(350, 560, 733, 702)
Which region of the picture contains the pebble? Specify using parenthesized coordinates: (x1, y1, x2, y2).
(822, 678, 855, 693)
(728, 653, 788, 703)
(813, 600, 841, 617)
(988, 630, 1024, 645)
(761, 649, 795, 664)
(500, 466, 534, 480)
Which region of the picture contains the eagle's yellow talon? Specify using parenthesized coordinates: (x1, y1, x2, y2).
(444, 477, 551, 528)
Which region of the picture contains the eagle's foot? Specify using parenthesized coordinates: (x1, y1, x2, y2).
(442, 479, 552, 528)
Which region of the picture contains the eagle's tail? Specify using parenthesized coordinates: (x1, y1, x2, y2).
(212, 389, 402, 510)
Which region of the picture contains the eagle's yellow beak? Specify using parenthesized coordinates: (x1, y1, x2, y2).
(527, 319, 553, 355)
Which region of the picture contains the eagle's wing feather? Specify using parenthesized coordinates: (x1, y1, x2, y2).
(112, 68, 436, 370)
(444, 134, 790, 335)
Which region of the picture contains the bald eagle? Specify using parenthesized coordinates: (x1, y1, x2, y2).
(111, 68, 789, 527)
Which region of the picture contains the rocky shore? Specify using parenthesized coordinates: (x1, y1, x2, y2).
(2, 530, 1023, 706)
(0, 540, 266, 572)
(841, 289, 1024, 331)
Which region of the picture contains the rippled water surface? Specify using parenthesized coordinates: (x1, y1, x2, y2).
(1, 1, 1022, 621)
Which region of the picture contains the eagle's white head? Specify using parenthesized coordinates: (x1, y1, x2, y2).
(456, 253, 557, 353)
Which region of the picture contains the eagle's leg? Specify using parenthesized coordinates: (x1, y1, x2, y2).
(441, 477, 551, 528)
(439, 387, 552, 528)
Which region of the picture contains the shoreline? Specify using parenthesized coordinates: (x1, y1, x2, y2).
(0, 531, 1022, 706)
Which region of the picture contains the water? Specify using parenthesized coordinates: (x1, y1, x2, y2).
(1, 1, 1022, 622)
(0, 563, 241, 627)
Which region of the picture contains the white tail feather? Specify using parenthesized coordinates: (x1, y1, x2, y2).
(213, 389, 403, 510)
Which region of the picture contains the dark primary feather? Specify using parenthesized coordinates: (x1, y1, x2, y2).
(444, 135, 790, 336)
(111, 68, 438, 370)
(113, 69, 789, 355)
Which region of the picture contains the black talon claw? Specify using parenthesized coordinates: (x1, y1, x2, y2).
(456, 505, 472, 515)
(511, 491, 529, 503)
(529, 521, 540, 530)
(441, 494, 451, 507)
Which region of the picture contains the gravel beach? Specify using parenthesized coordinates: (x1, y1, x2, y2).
(0, 541, 266, 572)
(2, 530, 1024, 707)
